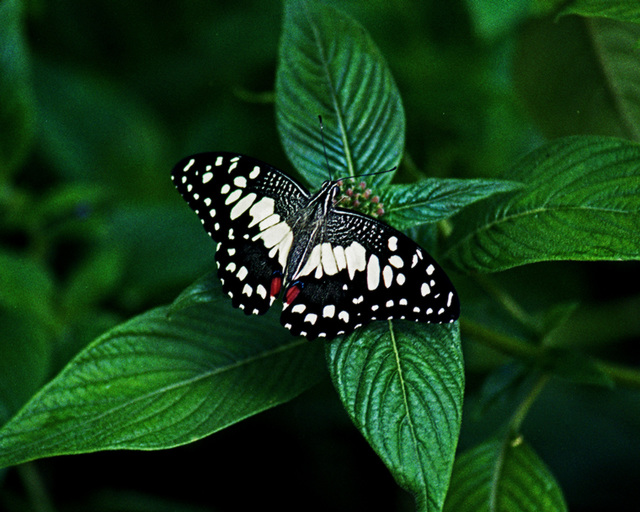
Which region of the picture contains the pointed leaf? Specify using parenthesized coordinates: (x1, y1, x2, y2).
(276, 0, 404, 189)
(444, 439, 567, 512)
(445, 136, 640, 273)
(383, 179, 523, 230)
(326, 321, 464, 510)
(0, 286, 324, 468)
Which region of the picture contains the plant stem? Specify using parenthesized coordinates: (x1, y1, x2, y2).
(472, 274, 540, 332)
(461, 318, 640, 390)
(509, 372, 550, 435)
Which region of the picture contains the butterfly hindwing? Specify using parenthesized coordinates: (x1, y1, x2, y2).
(171, 152, 309, 315)
(279, 208, 459, 339)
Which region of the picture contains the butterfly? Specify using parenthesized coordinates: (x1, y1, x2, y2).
(171, 152, 459, 339)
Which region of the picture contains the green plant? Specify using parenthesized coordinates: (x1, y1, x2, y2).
(1, 1, 640, 511)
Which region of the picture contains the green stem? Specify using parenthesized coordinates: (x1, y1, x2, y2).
(461, 318, 640, 389)
(489, 373, 550, 512)
(508, 373, 550, 435)
(472, 274, 540, 332)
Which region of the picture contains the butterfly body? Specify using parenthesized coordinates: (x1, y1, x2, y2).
(172, 152, 459, 339)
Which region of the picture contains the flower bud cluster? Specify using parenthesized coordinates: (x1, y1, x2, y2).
(336, 178, 385, 218)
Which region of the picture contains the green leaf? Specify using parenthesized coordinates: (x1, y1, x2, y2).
(383, 179, 523, 231)
(276, 0, 405, 189)
(444, 136, 640, 273)
(0, 286, 325, 468)
(443, 438, 567, 512)
(561, 1, 640, 24)
(0, 0, 35, 176)
(326, 321, 464, 511)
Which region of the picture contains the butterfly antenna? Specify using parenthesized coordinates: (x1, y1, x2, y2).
(354, 167, 397, 180)
(318, 115, 333, 180)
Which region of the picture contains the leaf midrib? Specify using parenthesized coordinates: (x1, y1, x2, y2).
(304, 2, 355, 178)
(0, 334, 309, 459)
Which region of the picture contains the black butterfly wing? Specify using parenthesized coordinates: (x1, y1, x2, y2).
(171, 152, 310, 315)
(279, 207, 459, 339)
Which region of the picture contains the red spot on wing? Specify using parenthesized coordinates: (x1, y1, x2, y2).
(270, 275, 282, 297)
(284, 285, 301, 305)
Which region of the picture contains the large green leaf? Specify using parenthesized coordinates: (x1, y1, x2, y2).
(276, 0, 404, 189)
(444, 136, 640, 273)
(443, 438, 567, 512)
(0, 284, 325, 468)
(326, 321, 464, 511)
(383, 179, 522, 231)
(0, 0, 35, 175)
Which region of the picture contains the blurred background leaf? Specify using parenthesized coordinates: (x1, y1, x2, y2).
(0, 0, 36, 177)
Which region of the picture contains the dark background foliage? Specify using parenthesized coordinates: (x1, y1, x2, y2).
(1, 0, 640, 511)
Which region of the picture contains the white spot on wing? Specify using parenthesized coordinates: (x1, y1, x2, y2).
(237, 266, 248, 281)
(276, 231, 293, 268)
(333, 245, 347, 271)
(257, 285, 267, 299)
(388, 236, 398, 251)
(345, 241, 366, 280)
(383, 265, 393, 288)
(259, 213, 281, 230)
(229, 192, 257, 220)
(389, 255, 404, 268)
(242, 284, 253, 296)
(296, 244, 322, 278)
(254, 222, 291, 249)
(421, 282, 430, 296)
(338, 311, 349, 323)
(367, 254, 380, 291)
(233, 176, 247, 188)
(304, 313, 318, 324)
(321, 242, 338, 275)
(322, 305, 335, 318)
(248, 197, 275, 227)
(292, 304, 306, 314)
(224, 189, 242, 205)
(249, 166, 260, 179)
(427, 264, 435, 275)
(185, 158, 195, 171)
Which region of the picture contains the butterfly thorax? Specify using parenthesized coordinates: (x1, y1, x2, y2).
(283, 180, 340, 290)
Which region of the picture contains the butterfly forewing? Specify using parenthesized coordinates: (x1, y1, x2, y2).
(172, 152, 460, 339)
(171, 152, 309, 314)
